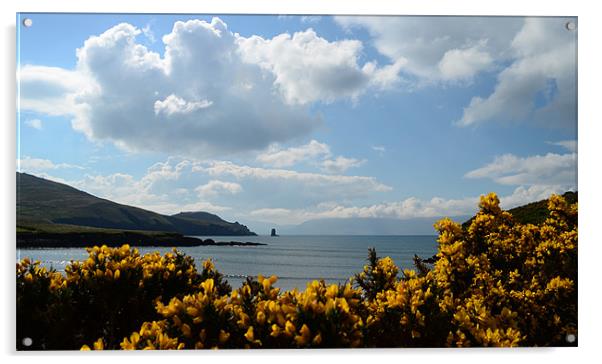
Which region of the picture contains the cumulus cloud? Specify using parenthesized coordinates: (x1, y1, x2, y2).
(336, 16, 576, 127)
(17, 156, 83, 173)
(24, 119, 43, 130)
(438, 42, 493, 81)
(465, 152, 577, 187)
(195, 180, 242, 198)
(20, 18, 411, 157)
(335, 16, 520, 83)
(18, 65, 95, 118)
(256, 140, 330, 167)
(256, 139, 365, 174)
(20, 19, 320, 158)
(237, 28, 388, 104)
(320, 156, 365, 174)
(458, 18, 576, 127)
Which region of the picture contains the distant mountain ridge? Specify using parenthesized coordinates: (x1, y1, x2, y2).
(278, 216, 472, 236)
(16, 172, 256, 236)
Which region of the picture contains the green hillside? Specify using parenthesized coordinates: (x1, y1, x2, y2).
(507, 191, 577, 225)
(16, 172, 255, 236)
(462, 191, 578, 228)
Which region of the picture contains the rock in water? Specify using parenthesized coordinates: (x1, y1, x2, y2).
(270, 228, 278, 237)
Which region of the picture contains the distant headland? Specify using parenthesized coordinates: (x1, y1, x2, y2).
(17, 172, 260, 248)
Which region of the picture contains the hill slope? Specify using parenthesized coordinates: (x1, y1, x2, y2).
(507, 191, 577, 225)
(16, 172, 255, 236)
(462, 191, 578, 228)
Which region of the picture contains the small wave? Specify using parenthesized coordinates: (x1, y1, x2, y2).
(222, 274, 349, 282)
(223, 273, 249, 279)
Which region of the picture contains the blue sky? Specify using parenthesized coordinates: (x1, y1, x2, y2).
(16, 13, 577, 231)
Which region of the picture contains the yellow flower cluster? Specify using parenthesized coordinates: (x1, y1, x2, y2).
(64, 245, 199, 289)
(114, 274, 364, 349)
(432, 193, 577, 347)
(17, 244, 208, 350)
(18, 193, 577, 349)
(17, 257, 65, 291)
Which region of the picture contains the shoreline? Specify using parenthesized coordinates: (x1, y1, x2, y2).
(16, 231, 266, 248)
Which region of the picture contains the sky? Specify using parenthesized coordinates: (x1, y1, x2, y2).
(16, 13, 578, 232)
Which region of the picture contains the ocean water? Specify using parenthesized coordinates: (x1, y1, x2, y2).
(16, 235, 439, 291)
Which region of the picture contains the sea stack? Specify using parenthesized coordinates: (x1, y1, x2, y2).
(270, 228, 278, 237)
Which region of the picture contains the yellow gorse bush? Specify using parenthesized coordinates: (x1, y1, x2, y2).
(17, 244, 228, 350)
(17, 193, 577, 350)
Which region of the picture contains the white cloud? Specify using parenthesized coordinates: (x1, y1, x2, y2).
(18, 65, 95, 119)
(372, 145, 386, 153)
(17, 156, 83, 173)
(300, 16, 322, 24)
(248, 185, 574, 225)
(335, 16, 520, 83)
(19, 18, 412, 158)
(256, 140, 365, 174)
(138, 159, 191, 192)
(336, 16, 576, 127)
(438, 42, 493, 81)
(22, 156, 573, 226)
(154, 94, 213, 116)
(499, 185, 573, 209)
(256, 140, 330, 167)
(458, 18, 576, 127)
(28, 156, 392, 217)
(68, 166, 232, 216)
(193, 160, 392, 193)
(142, 23, 156, 43)
(237, 29, 372, 104)
(360, 58, 408, 89)
(195, 180, 242, 198)
(20, 18, 320, 158)
(547, 140, 577, 153)
(320, 156, 365, 174)
(465, 152, 577, 187)
(249, 195, 478, 225)
(24, 119, 42, 130)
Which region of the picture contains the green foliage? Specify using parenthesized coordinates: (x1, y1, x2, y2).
(354, 247, 398, 300)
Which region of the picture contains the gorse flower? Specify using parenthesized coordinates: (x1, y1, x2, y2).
(17, 193, 577, 350)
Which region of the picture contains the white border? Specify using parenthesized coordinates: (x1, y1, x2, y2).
(2, 1, 600, 363)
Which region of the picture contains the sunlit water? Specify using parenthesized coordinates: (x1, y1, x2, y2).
(17, 235, 438, 291)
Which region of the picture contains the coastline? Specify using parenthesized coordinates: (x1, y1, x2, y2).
(16, 231, 266, 248)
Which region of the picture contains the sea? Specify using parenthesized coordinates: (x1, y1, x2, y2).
(16, 235, 439, 292)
